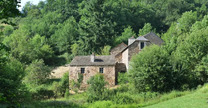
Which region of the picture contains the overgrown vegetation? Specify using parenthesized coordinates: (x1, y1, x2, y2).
(87, 74, 107, 102)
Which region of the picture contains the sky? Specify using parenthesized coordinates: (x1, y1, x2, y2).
(18, 0, 45, 11)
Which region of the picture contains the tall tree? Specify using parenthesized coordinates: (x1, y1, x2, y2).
(50, 17, 78, 54)
(139, 23, 155, 36)
(77, 0, 116, 54)
(115, 26, 136, 45)
(0, 0, 21, 19)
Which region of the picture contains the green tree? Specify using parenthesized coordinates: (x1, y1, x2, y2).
(100, 45, 111, 55)
(3, 25, 14, 36)
(129, 45, 173, 92)
(191, 15, 208, 32)
(77, 0, 116, 54)
(172, 27, 208, 88)
(0, 0, 21, 19)
(50, 17, 78, 54)
(194, 55, 208, 84)
(115, 26, 136, 45)
(152, 0, 194, 26)
(177, 11, 197, 33)
(24, 59, 51, 86)
(3, 28, 53, 64)
(139, 23, 155, 36)
(0, 54, 26, 103)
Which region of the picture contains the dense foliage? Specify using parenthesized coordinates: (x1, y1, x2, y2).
(130, 13, 208, 92)
(87, 74, 107, 102)
(0, 0, 20, 20)
(129, 45, 173, 92)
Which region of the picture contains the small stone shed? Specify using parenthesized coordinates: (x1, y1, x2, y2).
(69, 54, 116, 88)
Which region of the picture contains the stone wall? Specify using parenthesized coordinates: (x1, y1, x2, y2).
(122, 48, 129, 70)
(128, 41, 140, 62)
(69, 65, 116, 88)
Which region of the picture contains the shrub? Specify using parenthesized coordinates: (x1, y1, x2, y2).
(118, 72, 128, 84)
(87, 74, 107, 102)
(49, 72, 70, 98)
(113, 93, 134, 104)
(117, 84, 130, 93)
(70, 80, 80, 92)
(129, 45, 173, 93)
(78, 73, 83, 84)
(0, 56, 28, 104)
(32, 87, 54, 100)
(59, 72, 69, 96)
(24, 59, 51, 86)
(65, 88, 70, 99)
(52, 82, 61, 98)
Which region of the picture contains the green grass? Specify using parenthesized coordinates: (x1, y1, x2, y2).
(2, 85, 208, 108)
(144, 85, 208, 108)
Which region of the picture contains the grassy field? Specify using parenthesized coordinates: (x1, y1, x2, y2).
(2, 85, 208, 108)
(145, 85, 208, 108)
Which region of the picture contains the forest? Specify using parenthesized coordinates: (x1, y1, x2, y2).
(1, 0, 208, 107)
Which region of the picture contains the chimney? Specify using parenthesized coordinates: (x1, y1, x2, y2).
(128, 36, 135, 45)
(91, 53, 95, 62)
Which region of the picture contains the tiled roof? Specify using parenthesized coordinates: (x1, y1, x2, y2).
(143, 32, 164, 45)
(116, 32, 164, 55)
(136, 36, 149, 41)
(70, 55, 115, 66)
(110, 42, 127, 55)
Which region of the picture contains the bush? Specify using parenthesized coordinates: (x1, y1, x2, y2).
(87, 74, 107, 102)
(118, 72, 128, 84)
(65, 88, 70, 99)
(52, 82, 61, 98)
(117, 84, 130, 93)
(129, 45, 173, 93)
(113, 93, 134, 104)
(51, 72, 70, 98)
(24, 59, 51, 86)
(70, 80, 80, 93)
(0, 56, 28, 104)
(59, 72, 69, 96)
(32, 87, 54, 100)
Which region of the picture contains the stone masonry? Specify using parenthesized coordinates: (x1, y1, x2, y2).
(69, 65, 115, 88)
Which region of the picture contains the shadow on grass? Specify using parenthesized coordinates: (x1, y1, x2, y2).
(46, 78, 61, 85)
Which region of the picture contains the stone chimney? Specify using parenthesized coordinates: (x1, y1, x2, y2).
(91, 53, 95, 62)
(128, 36, 135, 45)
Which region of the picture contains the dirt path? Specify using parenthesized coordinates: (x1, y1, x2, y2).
(50, 66, 69, 79)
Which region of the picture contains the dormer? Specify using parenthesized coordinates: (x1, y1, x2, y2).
(136, 36, 149, 50)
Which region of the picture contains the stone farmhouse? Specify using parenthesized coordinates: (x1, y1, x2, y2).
(69, 32, 164, 88)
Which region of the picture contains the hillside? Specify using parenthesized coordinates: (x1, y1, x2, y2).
(145, 86, 208, 108)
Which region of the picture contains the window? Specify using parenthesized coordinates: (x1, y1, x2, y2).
(99, 68, 104, 73)
(81, 68, 85, 74)
(140, 42, 145, 49)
